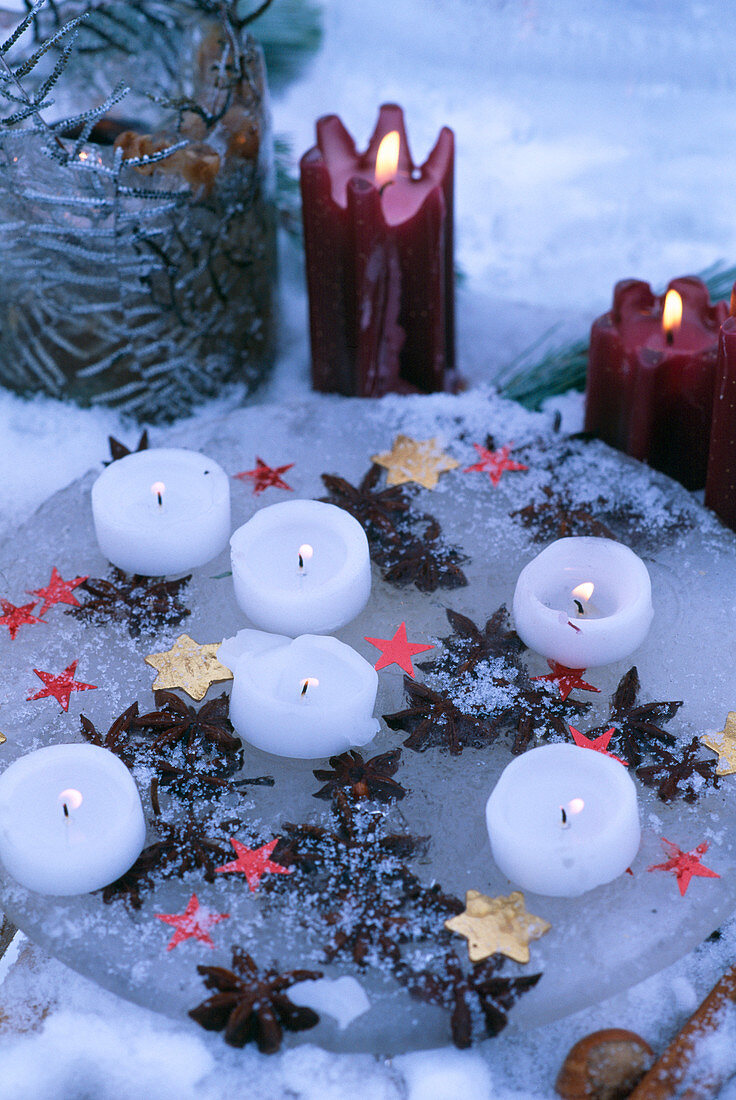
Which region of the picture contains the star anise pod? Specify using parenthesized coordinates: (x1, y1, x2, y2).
(417, 606, 525, 676)
(79, 701, 140, 768)
(322, 880, 411, 969)
(312, 748, 406, 803)
(511, 484, 617, 543)
(67, 568, 190, 637)
(637, 736, 719, 803)
(132, 691, 241, 767)
(321, 464, 410, 538)
(587, 667, 681, 767)
(403, 951, 541, 1049)
(189, 948, 323, 1053)
(104, 430, 149, 466)
(379, 517, 468, 592)
(383, 676, 503, 755)
(100, 844, 163, 910)
(149, 767, 273, 814)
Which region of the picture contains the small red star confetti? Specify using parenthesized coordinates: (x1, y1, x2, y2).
(156, 893, 229, 951)
(233, 457, 294, 495)
(215, 837, 291, 892)
(27, 566, 88, 616)
(364, 621, 434, 677)
(647, 838, 720, 896)
(0, 599, 45, 641)
(569, 724, 628, 766)
(533, 661, 599, 702)
(463, 443, 528, 487)
(28, 660, 97, 712)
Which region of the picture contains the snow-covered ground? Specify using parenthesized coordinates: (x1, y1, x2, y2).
(2, 0, 736, 1095)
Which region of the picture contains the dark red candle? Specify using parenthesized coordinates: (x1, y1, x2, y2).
(705, 297, 736, 529)
(300, 104, 455, 397)
(585, 276, 727, 490)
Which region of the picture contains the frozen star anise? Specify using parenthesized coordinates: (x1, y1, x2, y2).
(511, 484, 617, 543)
(587, 667, 681, 767)
(104, 430, 149, 466)
(417, 606, 525, 676)
(67, 568, 190, 637)
(379, 517, 468, 593)
(79, 701, 140, 768)
(189, 948, 323, 1053)
(321, 464, 410, 542)
(100, 844, 163, 910)
(312, 748, 406, 803)
(132, 691, 241, 766)
(404, 951, 542, 1049)
(637, 736, 719, 803)
(383, 676, 503, 755)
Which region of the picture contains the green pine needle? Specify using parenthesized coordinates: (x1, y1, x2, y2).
(497, 263, 736, 410)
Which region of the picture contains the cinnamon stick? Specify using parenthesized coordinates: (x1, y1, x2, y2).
(629, 964, 736, 1099)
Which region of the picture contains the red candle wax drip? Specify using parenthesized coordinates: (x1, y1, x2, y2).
(705, 295, 736, 530)
(585, 276, 727, 490)
(300, 104, 455, 397)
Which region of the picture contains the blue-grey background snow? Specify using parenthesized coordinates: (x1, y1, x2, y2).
(2, 0, 736, 1095)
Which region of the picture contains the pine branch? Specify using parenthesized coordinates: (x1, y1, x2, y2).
(497, 263, 736, 410)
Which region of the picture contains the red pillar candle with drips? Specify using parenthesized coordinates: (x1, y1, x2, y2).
(300, 104, 455, 397)
(705, 290, 736, 530)
(585, 276, 727, 490)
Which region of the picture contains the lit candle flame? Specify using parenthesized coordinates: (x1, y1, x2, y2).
(151, 481, 165, 507)
(300, 677, 319, 697)
(375, 130, 400, 189)
(571, 582, 594, 603)
(662, 289, 683, 344)
(298, 543, 314, 572)
(560, 798, 584, 828)
(59, 788, 83, 815)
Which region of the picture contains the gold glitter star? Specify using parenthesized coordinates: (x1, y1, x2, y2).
(445, 889, 551, 964)
(372, 434, 459, 490)
(702, 713, 736, 776)
(0, 731, 6, 746)
(145, 634, 233, 702)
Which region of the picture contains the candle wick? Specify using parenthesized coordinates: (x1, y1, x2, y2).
(666, 329, 674, 347)
(560, 806, 570, 829)
(157, 491, 163, 507)
(574, 599, 585, 616)
(63, 803, 69, 819)
(379, 179, 395, 197)
(298, 553, 304, 570)
(301, 680, 309, 697)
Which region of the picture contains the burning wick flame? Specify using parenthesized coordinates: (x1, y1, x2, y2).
(662, 289, 683, 346)
(375, 130, 400, 191)
(560, 798, 584, 828)
(571, 581, 595, 616)
(298, 543, 314, 572)
(151, 481, 165, 507)
(300, 677, 319, 697)
(59, 788, 83, 818)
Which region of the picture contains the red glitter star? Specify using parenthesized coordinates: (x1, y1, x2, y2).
(568, 724, 628, 766)
(28, 660, 97, 712)
(156, 893, 229, 951)
(463, 443, 528, 487)
(0, 599, 45, 640)
(215, 837, 291, 892)
(364, 621, 435, 677)
(533, 661, 599, 702)
(233, 457, 294, 495)
(647, 838, 720, 897)
(27, 566, 88, 616)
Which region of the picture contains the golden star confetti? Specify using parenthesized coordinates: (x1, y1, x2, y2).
(701, 713, 736, 776)
(445, 889, 551, 964)
(372, 434, 459, 490)
(145, 634, 233, 702)
(0, 731, 6, 746)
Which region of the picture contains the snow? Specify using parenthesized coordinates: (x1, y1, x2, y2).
(2, 0, 736, 1095)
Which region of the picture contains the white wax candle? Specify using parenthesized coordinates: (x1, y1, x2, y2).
(486, 743, 640, 897)
(230, 500, 371, 636)
(218, 629, 379, 759)
(91, 448, 231, 576)
(512, 537, 653, 668)
(0, 744, 146, 896)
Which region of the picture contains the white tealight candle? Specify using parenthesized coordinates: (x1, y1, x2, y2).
(512, 536, 653, 668)
(218, 629, 379, 759)
(486, 743, 640, 897)
(0, 745, 146, 896)
(91, 448, 231, 576)
(230, 500, 371, 636)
